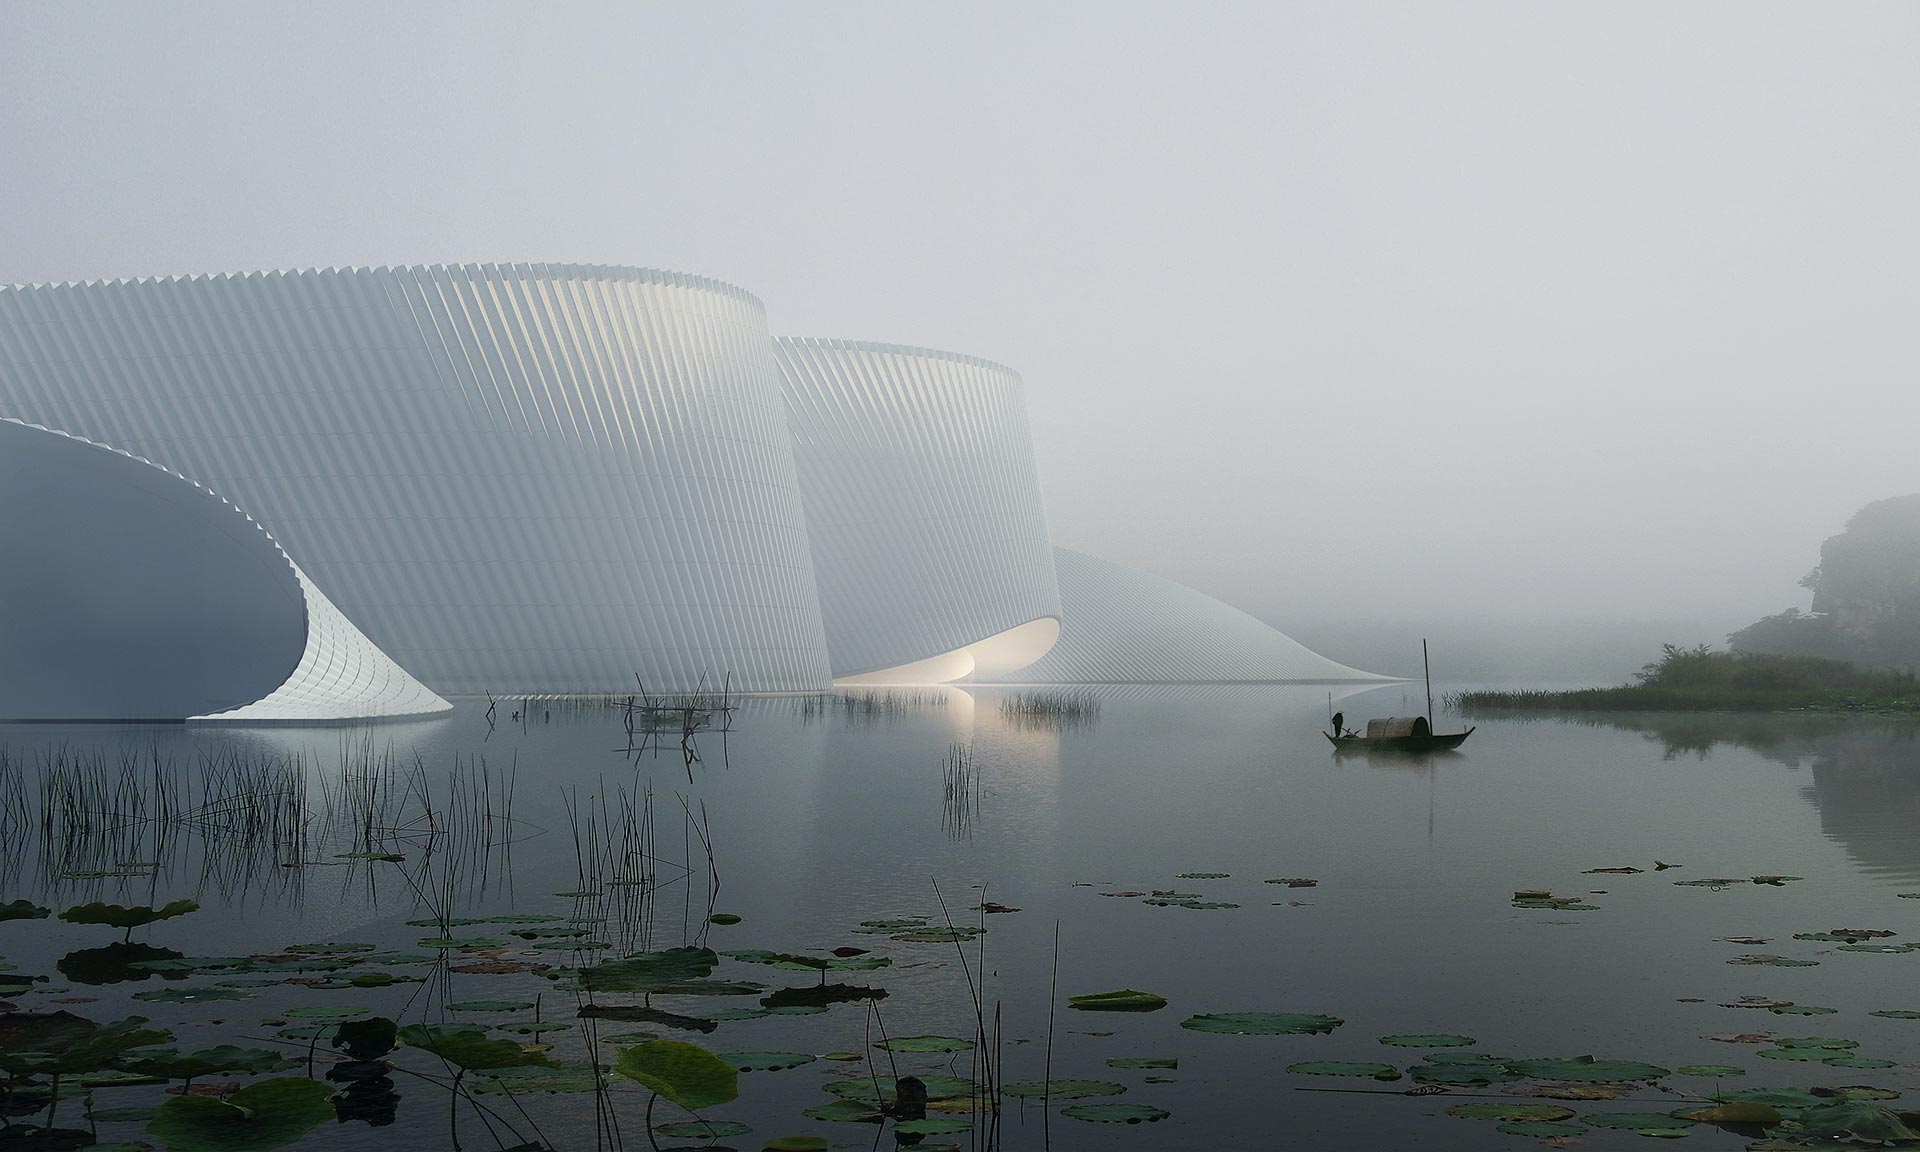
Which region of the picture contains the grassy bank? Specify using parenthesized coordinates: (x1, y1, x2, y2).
(1454, 644, 1920, 713)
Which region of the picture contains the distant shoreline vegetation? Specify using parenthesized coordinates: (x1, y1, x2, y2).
(1453, 644, 1920, 713)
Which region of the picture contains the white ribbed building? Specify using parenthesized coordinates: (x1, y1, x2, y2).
(775, 339, 1062, 683)
(0, 419, 448, 722)
(969, 548, 1386, 684)
(0, 265, 833, 696)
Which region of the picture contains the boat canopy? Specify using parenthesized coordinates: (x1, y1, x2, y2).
(1365, 716, 1431, 738)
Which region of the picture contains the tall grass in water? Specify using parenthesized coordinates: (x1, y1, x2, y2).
(942, 742, 979, 841)
(998, 688, 1101, 729)
(798, 688, 952, 725)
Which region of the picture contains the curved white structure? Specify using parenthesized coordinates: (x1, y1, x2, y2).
(0, 419, 448, 722)
(970, 548, 1386, 684)
(774, 339, 1062, 683)
(0, 265, 832, 695)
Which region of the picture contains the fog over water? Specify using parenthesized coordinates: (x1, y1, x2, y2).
(3, 2, 1915, 658)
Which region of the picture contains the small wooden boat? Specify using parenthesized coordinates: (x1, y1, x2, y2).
(1325, 639, 1474, 752)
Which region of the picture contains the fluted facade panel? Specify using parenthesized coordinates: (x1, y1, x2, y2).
(0, 265, 833, 694)
(774, 338, 1062, 681)
(971, 548, 1387, 683)
(0, 418, 448, 721)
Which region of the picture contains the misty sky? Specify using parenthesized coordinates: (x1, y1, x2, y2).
(3, 2, 1916, 639)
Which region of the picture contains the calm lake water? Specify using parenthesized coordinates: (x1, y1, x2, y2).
(3, 684, 1918, 1149)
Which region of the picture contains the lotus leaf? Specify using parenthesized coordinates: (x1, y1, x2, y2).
(1674, 1065, 1743, 1077)
(1581, 1112, 1695, 1129)
(469, 1061, 606, 1095)
(415, 937, 506, 949)
(1287, 1061, 1399, 1080)
(120, 1046, 292, 1080)
(1068, 990, 1166, 1012)
(894, 1117, 973, 1134)
(853, 919, 926, 931)
(612, 1039, 738, 1110)
(1838, 942, 1920, 953)
(705, 1007, 769, 1021)
(1002, 1080, 1124, 1099)
(719, 1051, 815, 1071)
(281, 943, 374, 955)
(823, 1074, 976, 1106)
(1379, 1034, 1475, 1047)
(577, 1004, 718, 1032)
(1584, 867, 1644, 874)
(1869, 1009, 1920, 1019)
(707, 913, 742, 925)
(397, 1024, 551, 1071)
(1061, 1103, 1168, 1123)
(873, 1035, 974, 1053)
(0, 1012, 172, 1076)
(0, 901, 49, 921)
(1751, 875, 1803, 885)
(1715, 1087, 1829, 1114)
(1266, 878, 1317, 886)
(1497, 1120, 1586, 1136)
(1823, 1055, 1896, 1068)
(59, 900, 199, 934)
(1502, 1056, 1670, 1081)
(282, 1006, 366, 1019)
(1177, 872, 1229, 879)
(803, 1099, 881, 1122)
(655, 1119, 751, 1138)
(1767, 1004, 1837, 1015)
(1772, 1036, 1855, 1049)
(580, 947, 719, 993)
(1106, 1057, 1176, 1069)
(1673, 878, 1748, 887)
(1445, 1103, 1575, 1121)
(1727, 955, 1818, 966)
(448, 1001, 534, 1012)
(1827, 1086, 1902, 1101)
(760, 984, 884, 1010)
(133, 987, 253, 1004)
(495, 1021, 572, 1035)
(144, 1077, 332, 1152)
(1179, 1011, 1343, 1035)
(1795, 1102, 1920, 1141)
(1674, 1101, 1781, 1124)
(889, 928, 983, 943)
(1410, 1063, 1523, 1085)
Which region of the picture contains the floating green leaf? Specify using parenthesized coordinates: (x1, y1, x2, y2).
(1061, 1103, 1168, 1124)
(719, 1050, 814, 1071)
(1727, 954, 1818, 966)
(893, 1117, 973, 1134)
(1795, 1102, 1920, 1141)
(1498, 1120, 1586, 1136)
(448, 1001, 534, 1013)
(1106, 1057, 1176, 1069)
(120, 1046, 293, 1080)
(495, 1021, 572, 1035)
(397, 1024, 551, 1071)
(1445, 1102, 1575, 1121)
(1581, 1112, 1695, 1129)
(874, 1035, 974, 1053)
(1869, 1009, 1920, 1019)
(469, 1061, 606, 1095)
(133, 987, 254, 1004)
(655, 1119, 752, 1138)
(0, 900, 49, 922)
(0, 1012, 172, 1076)
(823, 1075, 977, 1106)
(282, 1005, 366, 1019)
(803, 1099, 882, 1122)
(1068, 990, 1166, 1012)
(1502, 1056, 1670, 1082)
(1674, 1065, 1744, 1077)
(612, 1039, 738, 1110)
(1773, 1036, 1856, 1049)
(1287, 1061, 1400, 1080)
(707, 913, 742, 925)
(1003, 1080, 1125, 1099)
(1177, 872, 1229, 879)
(1823, 1055, 1897, 1068)
(1180, 1011, 1343, 1035)
(1767, 1003, 1838, 1015)
(1379, 1034, 1475, 1048)
(415, 937, 506, 949)
(59, 899, 199, 933)
(1673, 878, 1748, 887)
(580, 947, 720, 993)
(145, 1076, 333, 1152)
